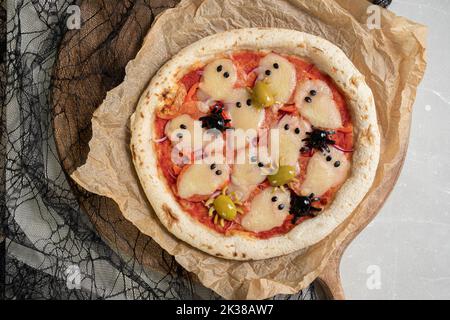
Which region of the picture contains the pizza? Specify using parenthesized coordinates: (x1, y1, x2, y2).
(130, 28, 380, 260)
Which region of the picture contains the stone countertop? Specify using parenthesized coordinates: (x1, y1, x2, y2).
(341, 0, 450, 300)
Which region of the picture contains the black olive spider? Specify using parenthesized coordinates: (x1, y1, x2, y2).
(290, 193, 322, 223)
(301, 127, 336, 153)
(199, 103, 232, 132)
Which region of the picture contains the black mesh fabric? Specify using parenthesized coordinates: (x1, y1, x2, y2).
(1, 0, 389, 300)
(3, 0, 217, 300)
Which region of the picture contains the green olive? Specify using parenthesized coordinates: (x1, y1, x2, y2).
(252, 81, 275, 108)
(213, 195, 237, 221)
(268, 165, 296, 187)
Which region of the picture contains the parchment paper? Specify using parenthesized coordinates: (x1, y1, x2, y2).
(71, 0, 427, 299)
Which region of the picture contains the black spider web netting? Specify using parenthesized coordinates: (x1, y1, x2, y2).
(2, 0, 391, 301)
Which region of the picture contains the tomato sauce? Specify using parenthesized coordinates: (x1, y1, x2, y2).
(255, 215, 312, 239)
(154, 51, 354, 238)
(180, 68, 203, 92)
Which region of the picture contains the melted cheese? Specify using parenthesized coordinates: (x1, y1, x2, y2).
(199, 59, 237, 101)
(295, 79, 343, 129)
(271, 115, 311, 170)
(300, 148, 350, 196)
(241, 188, 290, 232)
(164, 114, 204, 151)
(177, 158, 230, 199)
(229, 147, 268, 201)
(196, 100, 211, 113)
(225, 89, 265, 132)
(257, 53, 296, 103)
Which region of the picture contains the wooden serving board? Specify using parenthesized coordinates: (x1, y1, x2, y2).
(52, 0, 181, 277)
(52, 0, 404, 300)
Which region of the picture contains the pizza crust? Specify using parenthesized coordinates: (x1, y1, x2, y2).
(130, 28, 380, 260)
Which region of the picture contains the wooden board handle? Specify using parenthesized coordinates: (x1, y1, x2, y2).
(316, 258, 345, 300)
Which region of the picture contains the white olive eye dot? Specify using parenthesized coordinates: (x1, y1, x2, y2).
(180, 124, 187, 129)
(271, 196, 278, 202)
(284, 124, 289, 130)
(273, 63, 279, 69)
(265, 69, 271, 76)
(246, 99, 252, 106)
(223, 72, 230, 78)
(210, 163, 216, 170)
(176, 132, 183, 139)
(216, 65, 223, 72)
(294, 128, 300, 134)
(257, 162, 264, 168)
(236, 101, 242, 108)
(310, 89, 317, 96)
(215, 169, 222, 175)
(278, 203, 285, 210)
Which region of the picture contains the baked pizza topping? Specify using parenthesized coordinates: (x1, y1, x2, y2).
(301, 127, 336, 154)
(267, 165, 296, 188)
(272, 115, 310, 170)
(256, 53, 296, 103)
(290, 192, 322, 223)
(225, 88, 265, 132)
(251, 80, 276, 109)
(199, 103, 232, 132)
(164, 114, 201, 151)
(295, 79, 343, 129)
(300, 147, 350, 196)
(198, 58, 237, 100)
(229, 147, 268, 201)
(154, 50, 354, 238)
(205, 187, 244, 227)
(176, 158, 230, 200)
(240, 187, 291, 233)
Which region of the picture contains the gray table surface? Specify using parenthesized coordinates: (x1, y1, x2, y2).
(341, 0, 450, 300)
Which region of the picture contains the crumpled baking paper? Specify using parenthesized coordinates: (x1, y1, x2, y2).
(71, 0, 427, 299)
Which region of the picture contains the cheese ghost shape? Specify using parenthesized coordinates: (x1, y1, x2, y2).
(225, 88, 265, 133)
(198, 59, 237, 101)
(241, 187, 291, 232)
(177, 157, 230, 200)
(228, 147, 270, 201)
(164, 114, 206, 154)
(300, 147, 350, 197)
(257, 53, 296, 103)
(295, 79, 343, 129)
(271, 115, 311, 171)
